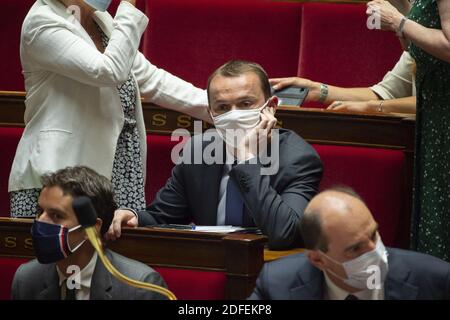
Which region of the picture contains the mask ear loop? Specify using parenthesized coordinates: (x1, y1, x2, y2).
(67, 225, 87, 253)
(319, 250, 350, 280)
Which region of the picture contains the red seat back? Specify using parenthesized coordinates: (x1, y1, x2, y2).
(299, 3, 403, 108)
(107, 0, 146, 15)
(0, 127, 24, 217)
(312, 144, 406, 247)
(153, 267, 226, 300)
(143, 0, 303, 88)
(0, 258, 29, 300)
(0, 0, 35, 92)
(145, 134, 182, 203)
(0, 258, 225, 300)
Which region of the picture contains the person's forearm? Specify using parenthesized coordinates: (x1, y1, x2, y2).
(368, 96, 416, 113)
(394, 0, 450, 63)
(310, 81, 379, 104)
(388, 0, 411, 15)
(400, 19, 450, 63)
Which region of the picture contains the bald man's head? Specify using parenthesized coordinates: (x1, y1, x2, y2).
(300, 187, 376, 253)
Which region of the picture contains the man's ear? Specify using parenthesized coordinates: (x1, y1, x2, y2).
(307, 250, 327, 271)
(95, 218, 103, 235)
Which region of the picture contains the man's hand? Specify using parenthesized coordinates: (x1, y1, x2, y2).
(105, 209, 138, 241)
(235, 105, 277, 162)
(270, 77, 321, 103)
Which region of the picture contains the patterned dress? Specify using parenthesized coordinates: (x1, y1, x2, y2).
(408, 0, 450, 261)
(10, 26, 146, 217)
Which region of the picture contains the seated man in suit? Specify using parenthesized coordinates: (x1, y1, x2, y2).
(12, 166, 167, 300)
(108, 60, 323, 249)
(249, 187, 450, 300)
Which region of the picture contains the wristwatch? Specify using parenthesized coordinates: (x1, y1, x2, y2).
(318, 83, 328, 104)
(396, 16, 408, 39)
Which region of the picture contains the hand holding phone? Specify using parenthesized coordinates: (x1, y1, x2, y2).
(273, 86, 309, 107)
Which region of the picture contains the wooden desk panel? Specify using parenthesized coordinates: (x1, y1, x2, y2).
(0, 91, 415, 151)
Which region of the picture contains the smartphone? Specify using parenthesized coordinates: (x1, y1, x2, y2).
(273, 86, 309, 107)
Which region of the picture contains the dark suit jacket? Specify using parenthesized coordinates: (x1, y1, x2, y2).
(11, 249, 167, 300)
(249, 248, 450, 300)
(138, 129, 323, 249)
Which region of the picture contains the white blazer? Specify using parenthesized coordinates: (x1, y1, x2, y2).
(9, 0, 210, 192)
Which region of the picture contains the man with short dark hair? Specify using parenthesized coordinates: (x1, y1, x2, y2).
(249, 187, 450, 300)
(108, 60, 323, 249)
(12, 166, 167, 300)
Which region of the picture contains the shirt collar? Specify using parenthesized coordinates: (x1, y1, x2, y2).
(324, 272, 352, 300)
(57, 252, 98, 289)
(323, 271, 383, 300)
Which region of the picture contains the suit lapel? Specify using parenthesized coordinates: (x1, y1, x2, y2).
(37, 264, 61, 300)
(42, 0, 100, 47)
(93, 11, 114, 38)
(384, 249, 419, 300)
(90, 251, 113, 300)
(289, 265, 325, 300)
(199, 163, 223, 225)
(385, 276, 419, 300)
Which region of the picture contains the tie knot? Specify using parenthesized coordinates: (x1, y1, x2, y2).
(345, 294, 359, 300)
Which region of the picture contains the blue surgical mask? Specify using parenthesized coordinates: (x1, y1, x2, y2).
(31, 220, 86, 264)
(84, 0, 112, 12)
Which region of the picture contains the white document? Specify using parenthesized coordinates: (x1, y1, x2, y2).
(192, 225, 246, 233)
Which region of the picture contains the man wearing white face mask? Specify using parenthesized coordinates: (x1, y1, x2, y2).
(108, 60, 323, 250)
(12, 166, 167, 300)
(249, 187, 450, 300)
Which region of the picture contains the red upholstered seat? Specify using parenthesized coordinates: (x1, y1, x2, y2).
(153, 267, 226, 300)
(145, 134, 184, 203)
(0, 127, 24, 217)
(0, 258, 225, 300)
(142, 0, 303, 88)
(312, 144, 406, 247)
(0, 258, 29, 300)
(0, 0, 35, 92)
(299, 3, 404, 108)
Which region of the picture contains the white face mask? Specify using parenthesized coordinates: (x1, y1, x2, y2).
(84, 0, 112, 12)
(321, 237, 389, 290)
(212, 100, 269, 147)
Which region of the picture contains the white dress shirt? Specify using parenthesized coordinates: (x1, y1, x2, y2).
(217, 163, 233, 226)
(323, 272, 384, 300)
(57, 252, 98, 300)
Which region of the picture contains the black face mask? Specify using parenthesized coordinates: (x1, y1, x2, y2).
(31, 220, 86, 264)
